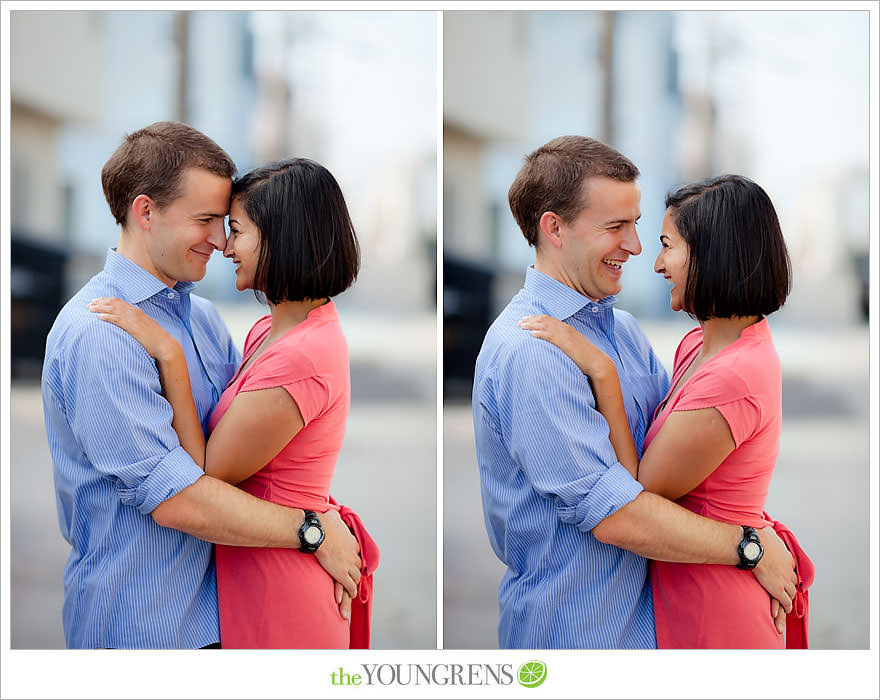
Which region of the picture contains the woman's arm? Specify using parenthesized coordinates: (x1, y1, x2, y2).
(517, 314, 737, 499)
(88, 297, 304, 484)
(87, 297, 207, 467)
(517, 315, 639, 477)
(203, 386, 305, 484)
(636, 407, 735, 500)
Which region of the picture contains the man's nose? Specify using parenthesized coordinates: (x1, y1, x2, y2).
(206, 220, 227, 251)
(622, 223, 642, 256)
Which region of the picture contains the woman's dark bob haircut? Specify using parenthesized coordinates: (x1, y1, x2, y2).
(665, 174, 792, 322)
(232, 158, 360, 304)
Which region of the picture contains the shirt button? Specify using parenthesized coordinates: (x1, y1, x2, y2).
(167, 292, 175, 299)
(591, 306, 599, 313)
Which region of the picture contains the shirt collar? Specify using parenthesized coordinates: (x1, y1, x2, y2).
(103, 248, 196, 303)
(524, 266, 617, 320)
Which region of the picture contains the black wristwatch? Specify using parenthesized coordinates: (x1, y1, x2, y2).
(298, 510, 325, 553)
(736, 525, 764, 570)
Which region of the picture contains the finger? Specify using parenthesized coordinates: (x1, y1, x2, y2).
(776, 602, 787, 635)
(770, 598, 779, 619)
(334, 581, 343, 605)
(780, 593, 793, 614)
(339, 592, 352, 621)
(343, 574, 358, 599)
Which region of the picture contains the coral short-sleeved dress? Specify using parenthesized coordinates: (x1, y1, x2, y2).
(647, 318, 785, 648)
(209, 301, 351, 649)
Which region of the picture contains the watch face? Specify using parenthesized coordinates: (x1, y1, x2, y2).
(304, 525, 322, 545)
(744, 541, 761, 561)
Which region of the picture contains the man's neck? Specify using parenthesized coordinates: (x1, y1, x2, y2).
(533, 258, 601, 303)
(116, 231, 178, 289)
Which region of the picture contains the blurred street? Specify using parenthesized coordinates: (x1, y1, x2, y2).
(443, 318, 871, 650)
(10, 302, 437, 650)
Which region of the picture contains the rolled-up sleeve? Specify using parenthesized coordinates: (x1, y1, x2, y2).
(497, 337, 643, 532)
(63, 320, 203, 513)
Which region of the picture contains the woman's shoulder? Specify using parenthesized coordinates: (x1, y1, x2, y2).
(673, 326, 703, 369)
(243, 314, 272, 354)
(720, 324, 781, 391)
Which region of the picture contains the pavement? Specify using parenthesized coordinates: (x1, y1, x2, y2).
(443, 318, 871, 650)
(8, 306, 873, 651)
(8, 302, 437, 650)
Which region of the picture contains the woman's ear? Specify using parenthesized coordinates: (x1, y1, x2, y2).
(538, 211, 564, 249)
(131, 194, 154, 231)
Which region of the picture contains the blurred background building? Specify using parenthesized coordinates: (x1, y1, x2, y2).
(443, 9, 872, 652)
(7, 9, 437, 649)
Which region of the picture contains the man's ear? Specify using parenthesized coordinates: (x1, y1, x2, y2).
(131, 194, 154, 231)
(538, 211, 564, 249)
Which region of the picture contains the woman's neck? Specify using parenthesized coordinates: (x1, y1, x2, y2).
(267, 297, 328, 338)
(698, 315, 760, 360)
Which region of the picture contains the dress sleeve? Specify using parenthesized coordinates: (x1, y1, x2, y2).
(60, 320, 204, 514)
(674, 365, 761, 447)
(492, 336, 643, 533)
(238, 344, 329, 425)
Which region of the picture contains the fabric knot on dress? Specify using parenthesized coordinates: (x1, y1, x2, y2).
(763, 511, 815, 648)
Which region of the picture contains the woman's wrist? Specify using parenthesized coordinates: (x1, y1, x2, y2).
(585, 354, 617, 380)
(154, 340, 185, 366)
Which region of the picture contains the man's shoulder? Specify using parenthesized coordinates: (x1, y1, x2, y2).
(189, 293, 233, 338)
(46, 274, 118, 348)
(479, 292, 545, 363)
(189, 292, 223, 320)
(610, 306, 656, 353)
(477, 292, 584, 392)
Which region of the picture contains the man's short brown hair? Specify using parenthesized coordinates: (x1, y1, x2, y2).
(101, 121, 236, 225)
(507, 135, 640, 246)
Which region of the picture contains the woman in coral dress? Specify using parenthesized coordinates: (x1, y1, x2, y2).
(519, 174, 813, 648)
(89, 158, 377, 648)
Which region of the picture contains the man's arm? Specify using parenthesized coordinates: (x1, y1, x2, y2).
(592, 491, 798, 612)
(63, 320, 360, 597)
(152, 475, 361, 597)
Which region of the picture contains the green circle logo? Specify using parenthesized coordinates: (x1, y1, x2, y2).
(517, 660, 547, 688)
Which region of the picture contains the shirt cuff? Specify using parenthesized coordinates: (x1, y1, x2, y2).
(118, 445, 205, 514)
(556, 461, 644, 532)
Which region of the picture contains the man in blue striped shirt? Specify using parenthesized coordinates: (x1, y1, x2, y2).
(41, 122, 361, 649)
(472, 136, 796, 648)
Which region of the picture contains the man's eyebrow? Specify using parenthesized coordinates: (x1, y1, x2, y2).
(603, 215, 641, 225)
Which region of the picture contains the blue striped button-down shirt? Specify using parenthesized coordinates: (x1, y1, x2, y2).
(472, 267, 669, 648)
(41, 249, 240, 648)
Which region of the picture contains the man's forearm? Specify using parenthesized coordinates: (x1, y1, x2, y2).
(152, 475, 303, 547)
(592, 491, 740, 564)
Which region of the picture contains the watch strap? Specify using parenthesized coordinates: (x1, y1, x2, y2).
(736, 525, 763, 570)
(298, 509, 324, 553)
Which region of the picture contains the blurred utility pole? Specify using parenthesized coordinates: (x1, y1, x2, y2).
(174, 11, 190, 123)
(598, 11, 615, 145)
(253, 14, 293, 163)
